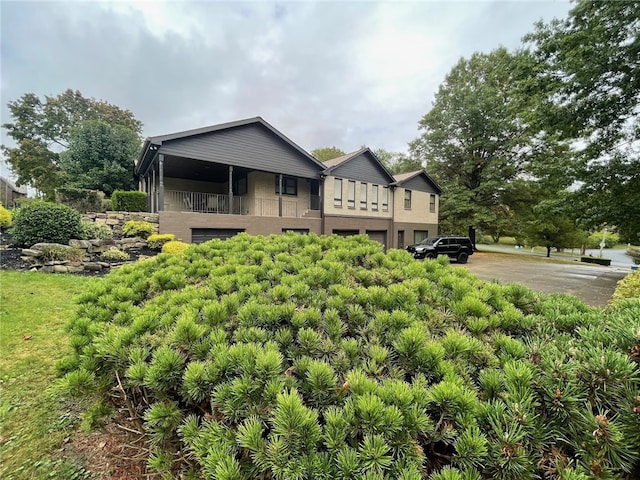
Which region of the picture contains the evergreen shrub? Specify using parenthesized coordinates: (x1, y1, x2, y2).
(80, 220, 113, 240)
(147, 233, 176, 250)
(612, 270, 640, 302)
(100, 248, 130, 262)
(161, 240, 188, 254)
(64, 233, 640, 479)
(10, 201, 82, 246)
(122, 220, 155, 239)
(111, 190, 147, 212)
(0, 202, 12, 228)
(40, 245, 85, 262)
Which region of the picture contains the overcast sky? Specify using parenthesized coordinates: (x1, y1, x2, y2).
(1, 0, 572, 177)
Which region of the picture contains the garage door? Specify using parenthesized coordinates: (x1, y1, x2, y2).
(191, 228, 244, 243)
(333, 229, 360, 237)
(366, 230, 387, 249)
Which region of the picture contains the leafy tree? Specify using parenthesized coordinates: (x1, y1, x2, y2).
(2, 89, 142, 198)
(524, 195, 587, 257)
(311, 146, 346, 162)
(59, 120, 139, 196)
(527, 0, 639, 239)
(374, 148, 423, 174)
(411, 48, 569, 238)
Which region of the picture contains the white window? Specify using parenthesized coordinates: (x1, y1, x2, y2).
(382, 186, 389, 211)
(334, 178, 342, 207)
(430, 194, 436, 213)
(372, 185, 379, 210)
(360, 182, 367, 209)
(348, 180, 355, 208)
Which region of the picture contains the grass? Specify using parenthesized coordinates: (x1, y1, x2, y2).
(0, 271, 94, 479)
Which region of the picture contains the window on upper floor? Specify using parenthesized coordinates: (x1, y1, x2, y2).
(430, 194, 436, 213)
(360, 182, 367, 209)
(382, 186, 389, 211)
(372, 185, 379, 210)
(334, 178, 343, 207)
(348, 180, 356, 208)
(404, 190, 412, 209)
(275, 175, 297, 196)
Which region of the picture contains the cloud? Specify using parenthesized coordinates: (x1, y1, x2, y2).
(1, 0, 572, 178)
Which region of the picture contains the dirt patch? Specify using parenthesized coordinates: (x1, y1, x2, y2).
(62, 412, 158, 479)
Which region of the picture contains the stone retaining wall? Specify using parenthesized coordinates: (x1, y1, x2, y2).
(82, 211, 159, 238)
(21, 237, 150, 273)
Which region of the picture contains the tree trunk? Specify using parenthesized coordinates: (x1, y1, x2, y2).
(546, 245, 551, 258)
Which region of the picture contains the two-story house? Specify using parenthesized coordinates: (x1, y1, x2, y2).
(135, 117, 441, 249)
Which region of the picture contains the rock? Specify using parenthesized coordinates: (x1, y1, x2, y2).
(69, 239, 92, 249)
(96, 262, 111, 268)
(21, 249, 42, 257)
(83, 262, 103, 271)
(40, 266, 55, 273)
(88, 246, 109, 254)
(67, 266, 85, 273)
(95, 218, 107, 224)
(31, 243, 71, 250)
(53, 265, 69, 273)
(106, 219, 119, 225)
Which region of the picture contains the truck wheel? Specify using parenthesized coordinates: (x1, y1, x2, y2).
(426, 253, 436, 260)
(457, 252, 468, 264)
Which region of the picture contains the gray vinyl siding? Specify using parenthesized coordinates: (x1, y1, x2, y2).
(402, 175, 440, 194)
(330, 153, 393, 185)
(158, 124, 321, 179)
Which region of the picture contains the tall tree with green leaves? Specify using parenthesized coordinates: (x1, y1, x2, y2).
(373, 148, 423, 174)
(411, 47, 570, 238)
(59, 120, 140, 196)
(2, 89, 142, 198)
(311, 147, 346, 162)
(527, 0, 639, 241)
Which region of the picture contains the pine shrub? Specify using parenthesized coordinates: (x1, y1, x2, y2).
(122, 220, 155, 239)
(10, 201, 82, 246)
(147, 233, 176, 250)
(100, 248, 130, 262)
(161, 240, 189, 254)
(65, 233, 640, 479)
(611, 270, 640, 302)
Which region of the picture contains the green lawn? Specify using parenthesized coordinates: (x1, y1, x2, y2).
(0, 271, 94, 479)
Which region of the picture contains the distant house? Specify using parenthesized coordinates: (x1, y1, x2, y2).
(0, 176, 27, 207)
(134, 117, 441, 249)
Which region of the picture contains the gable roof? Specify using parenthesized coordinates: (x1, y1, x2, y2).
(392, 170, 442, 194)
(136, 117, 325, 176)
(0, 176, 28, 194)
(322, 147, 395, 184)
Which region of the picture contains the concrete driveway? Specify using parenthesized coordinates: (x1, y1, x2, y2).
(452, 252, 631, 307)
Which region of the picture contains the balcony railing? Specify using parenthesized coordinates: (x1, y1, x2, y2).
(165, 190, 244, 214)
(165, 190, 319, 218)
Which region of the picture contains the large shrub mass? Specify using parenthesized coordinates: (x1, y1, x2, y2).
(65, 234, 640, 479)
(10, 201, 82, 246)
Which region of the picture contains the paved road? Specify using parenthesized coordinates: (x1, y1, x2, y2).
(452, 251, 631, 307)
